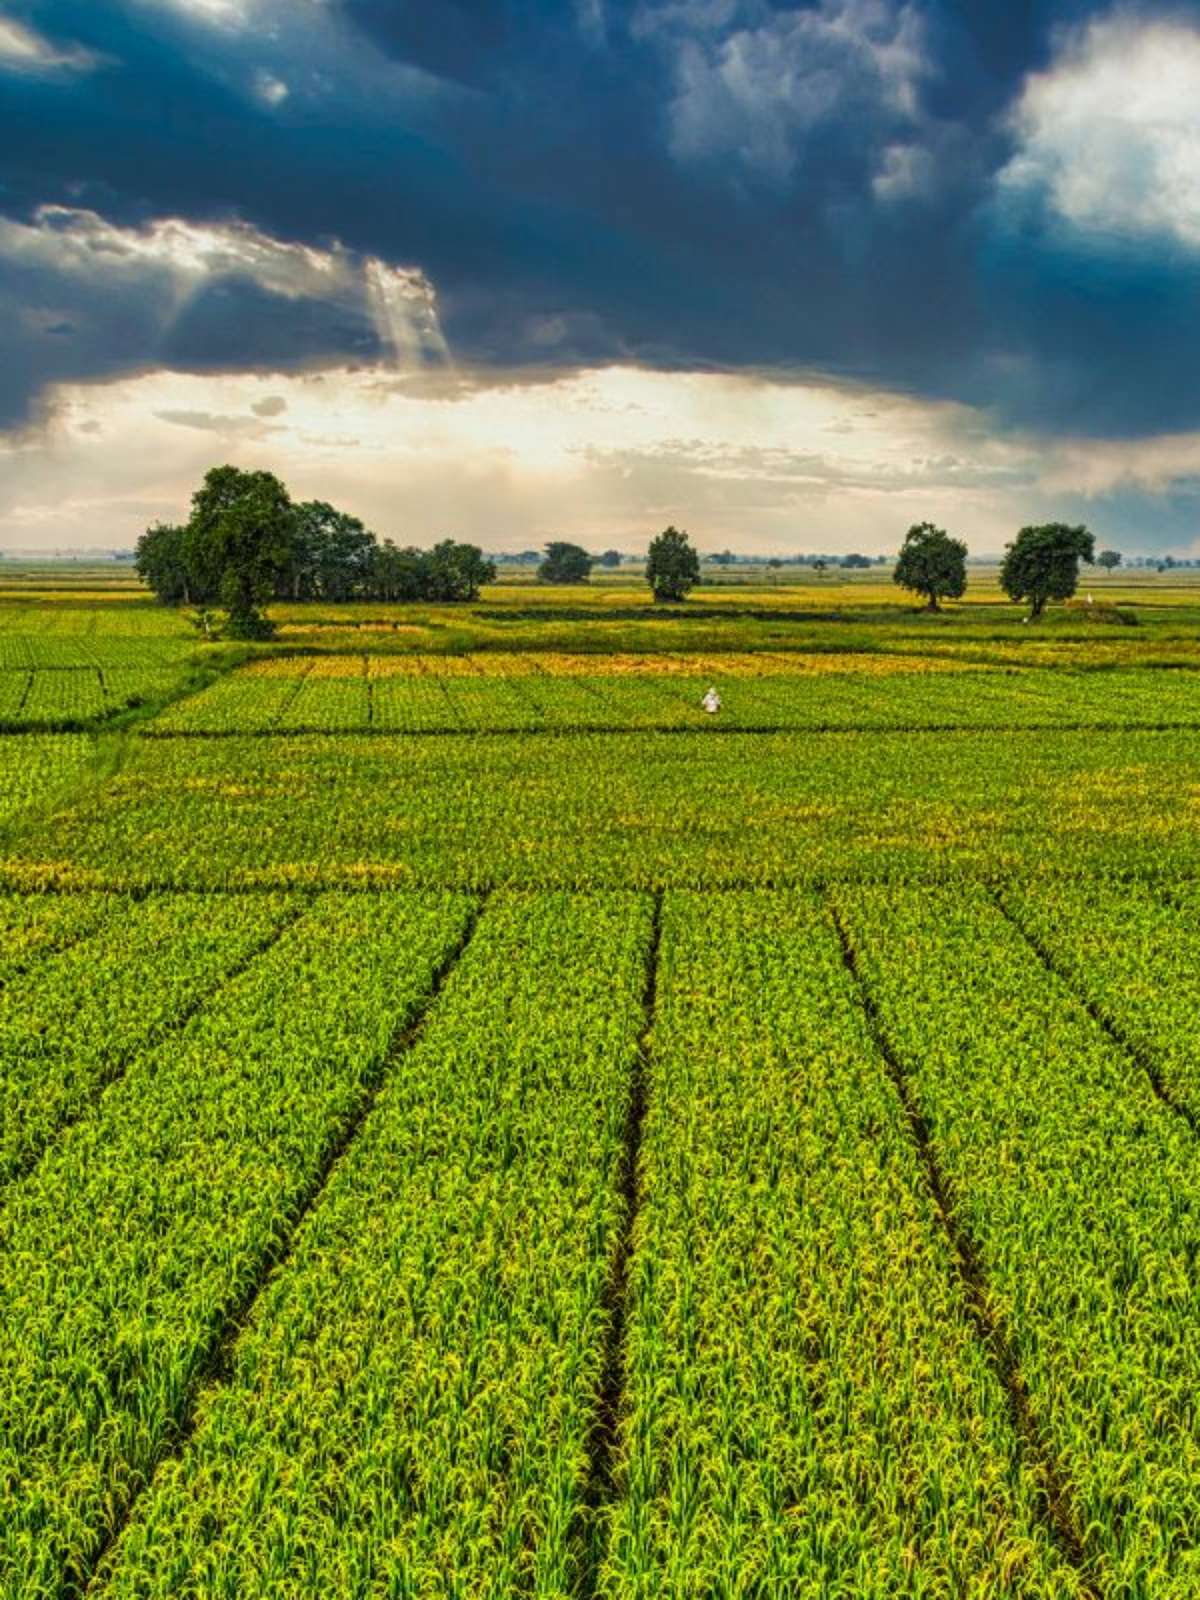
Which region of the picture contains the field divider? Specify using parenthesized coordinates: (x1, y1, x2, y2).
(988, 884, 1200, 1138)
(827, 897, 1100, 1597)
(266, 658, 316, 729)
(1, 896, 314, 1197)
(81, 890, 490, 1599)
(581, 886, 662, 1585)
(13, 671, 32, 719)
(121, 715, 1200, 741)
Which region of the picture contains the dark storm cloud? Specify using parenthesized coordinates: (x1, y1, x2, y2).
(2, 0, 1200, 436)
(0, 204, 391, 431)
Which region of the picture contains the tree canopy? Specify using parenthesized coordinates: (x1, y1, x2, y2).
(1000, 523, 1095, 619)
(538, 541, 593, 583)
(893, 522, 967, 611)
(646, 526, 700, 603)
(1097, 549, 1122, 570)
(135, 465, 495, 630)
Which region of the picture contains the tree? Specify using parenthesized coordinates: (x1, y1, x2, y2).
(1097, 549, 1122, 571)
(137, 465, 497, 614)
(135, 522, 192, 604)
(840, 552, 871, 569)
(423, 540, 495, 602)
(538, 541, 593, 583)
(598, 549, 623, 568)
(183, 465, 296, 637)
(893, 521, 967, 612)
(285, 501, 375, 600)
(1000, 523, 1095, 619)
(646, 526, 700, 603)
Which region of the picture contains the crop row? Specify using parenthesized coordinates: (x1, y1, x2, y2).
(834, 882, 1200, 1592)
(90, 891, 651, 1598)
(0, 890, 475, 1598)
(7, 726, 1199, 889)
(150, 661, 1200, 736)
(0, 890, 116, 987)
(0, 735, 95, 830)
(601, 891, 1076, 1597)
(0, 890, 299, 1183)
(997, 879, 1200, 1124)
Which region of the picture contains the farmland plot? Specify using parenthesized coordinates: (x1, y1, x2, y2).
(0, 892, 474, 1598)
(834, 884, 1200, 1592)
(94, 893, 651, 1598)
(6, 725, 1199, 889)
(145, 655, 1200, 736)
(602, 891, 1078, 1598)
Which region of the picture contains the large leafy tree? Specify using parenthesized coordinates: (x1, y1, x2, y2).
(538, 541, 593, 583)
(893, 521, 967, 612)
(184, 466, 296, 636)
(646, 526, 700, 603)
(1001, 523, 1095, 619)
(1097, 549, 1122, 571)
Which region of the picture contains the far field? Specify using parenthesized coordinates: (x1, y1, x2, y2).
(2, 568, 1200, 1597)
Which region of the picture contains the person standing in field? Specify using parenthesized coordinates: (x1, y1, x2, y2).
(702, 685, 721, 714)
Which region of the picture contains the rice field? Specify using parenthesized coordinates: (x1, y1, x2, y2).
(3, 582, 1200, 1596)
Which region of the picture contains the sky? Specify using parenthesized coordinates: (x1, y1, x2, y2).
(2, 0, 1199, 556)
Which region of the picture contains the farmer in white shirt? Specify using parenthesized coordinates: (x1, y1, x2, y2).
(701, 685, 721, 715)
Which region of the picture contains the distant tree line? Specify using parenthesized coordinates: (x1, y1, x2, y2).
(494, 547, 624, 571)
(529, 532, 700, 599)
(136, 468, 710, 631)
(136, 466, 495, 637)
(706, 550, 888, 569)
(135, 464, 1130, 633)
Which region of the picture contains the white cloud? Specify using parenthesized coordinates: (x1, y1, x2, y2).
(999, 14, 1200, 249)
(0, 15, 101, 74)
(643, 0, 928, 180)
(0, 206, 450, 370)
